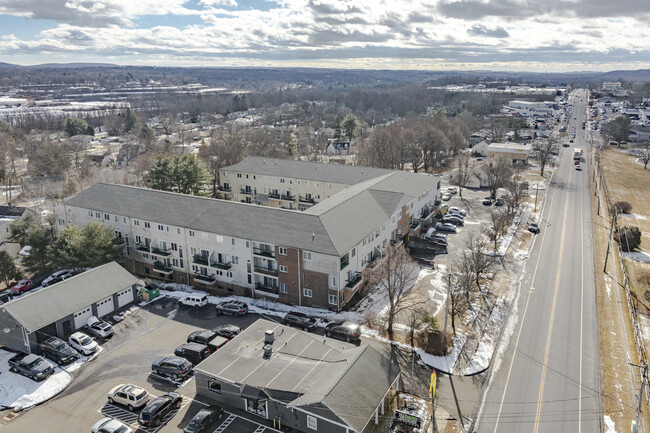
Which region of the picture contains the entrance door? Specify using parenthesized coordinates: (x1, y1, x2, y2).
(62, 319, 73, 337)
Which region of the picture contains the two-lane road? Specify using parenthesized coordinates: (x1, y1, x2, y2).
(476, 90, 601, 432)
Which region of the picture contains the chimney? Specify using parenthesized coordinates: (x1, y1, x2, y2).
(265, 329, 275, 344)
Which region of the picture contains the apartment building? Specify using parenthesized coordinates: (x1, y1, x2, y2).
(218, 156, 394, 210)
(57, 171, 439, 311)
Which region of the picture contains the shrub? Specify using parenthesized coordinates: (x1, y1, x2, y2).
(614, 226, 642, 252)
(615, 201, 633, 214)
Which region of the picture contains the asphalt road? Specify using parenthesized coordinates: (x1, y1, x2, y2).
(475, 90, 602, 432)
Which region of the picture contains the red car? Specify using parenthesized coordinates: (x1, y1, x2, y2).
(9, 279, 34, 296)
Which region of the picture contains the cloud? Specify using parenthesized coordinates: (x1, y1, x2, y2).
(199, 0, 237, 6)
(468, 24, 509, 38)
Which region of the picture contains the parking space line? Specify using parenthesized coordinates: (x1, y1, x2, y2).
(98, 396, 192, 433)
(213, 414, 236, 433)
(253, 425, 266, 433)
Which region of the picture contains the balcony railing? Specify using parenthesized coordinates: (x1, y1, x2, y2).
(253, 248, 275, 258)
(153, 261, 173, 274)
(281, 193, 295, 201)
(113, 237, 126, 246)
(254, 265, 278, 276)
(193, 254, 209, 266)
(136, 242, 150, 252)
(346, 272, 363, 288)
(268, 192, 281, 199)
(298, 195, 316, 204)
(210, 261, 232, 270)
(193, 273, 216, 285)
(255, 283, 279, 295)
(240, 188, 253, 195)
(218, 185, 232, 192)
(151, 246, 172, 257)
(340, 258, 349, 270)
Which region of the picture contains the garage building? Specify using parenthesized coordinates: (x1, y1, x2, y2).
(0, 262, 142, 353)
(194, 319, 401, 433)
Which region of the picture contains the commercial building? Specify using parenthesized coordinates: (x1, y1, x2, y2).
(218, 156, 395, 210)
(487, 142, 532, 165)
(57, 168, 439, 310)
(194, 319, 400, 433)
(0, 262, 141, 353)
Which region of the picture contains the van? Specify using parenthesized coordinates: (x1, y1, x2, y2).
(179, 295, 208, 307)
(174, 343, 211, 365)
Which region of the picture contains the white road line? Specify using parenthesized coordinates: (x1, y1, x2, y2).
(213, 414, 236, 433)
(253, 425, 266, 433)
(579, 143, 585, 433)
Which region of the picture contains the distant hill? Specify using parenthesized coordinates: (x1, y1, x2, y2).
(32, 62, 120, 68)
(0, 62, 20, 68)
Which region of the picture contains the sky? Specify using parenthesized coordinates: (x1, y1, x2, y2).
(0, 0, 649, 72)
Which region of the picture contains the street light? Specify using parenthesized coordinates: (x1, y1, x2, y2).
(533, 184, 546, 213)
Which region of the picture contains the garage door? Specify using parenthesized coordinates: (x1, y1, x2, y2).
(116, 287, 134, 308)
(73, 306, 93, 329)
(96, 296, 115, 318)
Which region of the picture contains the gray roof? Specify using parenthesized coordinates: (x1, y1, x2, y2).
(3, 262, 141, 332)
(195, 319, 399, 433)
(221, 156, 394, 185)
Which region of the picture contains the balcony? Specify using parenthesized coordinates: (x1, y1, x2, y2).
(268, 192, 281, 199)
(193, 254, 209, 266)
(151, 246, 172, 257)
(113, 237, 126, 246)
(193, 273, 217, 285)
(218, 185, 232, 192)
(210, 260, 232, 270)
(346, 272, 362, 289)
(153, 261, 173, 275)
(240, 188, 253, 195)
(340, 258, 349, 270)
(281, 193, 295, 201)
(136, 242, 150, 252)
(255, 283, 279, 295)
(253, 248, 275, 258)
(254, 265, 278, 276)
(298, 195, 316, 204)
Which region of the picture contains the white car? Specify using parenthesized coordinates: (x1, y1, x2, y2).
(107, 384, 150, 410)
(91, 417, 133, 433)
(86, 316, 114, 339)
(441, 193, 452, 201)
(447, 207, 467, 216)
(68, 332, 98, 356)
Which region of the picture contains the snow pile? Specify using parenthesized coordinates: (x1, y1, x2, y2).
(0, 350, 72, 410)
(638, 315, 650, 344)
(622, 251, 650, 264)
(463, 303, 505, 375)
(623, 213, 648, 221)
(603, 415, 616, 433)
(513, 250, 529, 260)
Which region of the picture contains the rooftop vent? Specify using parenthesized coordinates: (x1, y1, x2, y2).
(265, 329, 275, 344)
(263, 344, 272, 358)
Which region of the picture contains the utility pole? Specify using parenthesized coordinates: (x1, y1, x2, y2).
(603, 212, 616, 273)
(442, 274, 452, 347)
(630, 362, 648, 433)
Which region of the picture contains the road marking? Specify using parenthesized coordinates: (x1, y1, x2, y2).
(253, 425, 267, 433)
(532, 135, 574, 433)
(491, 146, 562, 432)
(213, 414, 236, 433)
(579, 147, 585, 433)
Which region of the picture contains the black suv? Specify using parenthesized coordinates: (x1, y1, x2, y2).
(39, 337, 78, 365)
(174, 343, 211, 366)
(184, 406, 224, 433)
(283, 312, 317, 331)
(325, 322, 361, 344)
(187, 330, 229, 352)
(138, 392, 182, 428)
(213, 324, 241, 340)
(151, 356, 193, 380)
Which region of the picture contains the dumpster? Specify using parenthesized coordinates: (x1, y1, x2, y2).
(140, 285, 160, 301)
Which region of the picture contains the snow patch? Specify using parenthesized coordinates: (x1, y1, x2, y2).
(0, 350, 72, 410)
(623, 213, 648, 221)
(622, 251, 650, 264)
(603, 415, 616, 433)
(514, 250, 529, 260)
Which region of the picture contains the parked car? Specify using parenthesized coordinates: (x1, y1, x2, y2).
(435, 222, 457, 233)
(426, 233, 448, 245)
(91, 417, 134, 433)
(9, 279, 34, 296)
(447, 187, 457, 195)
(0, 291, 12, 305)
(528, 223, 541, 234)
(107, 384, 150, 411)
(446, 210, 465, 219)
(174, 343, 211, 366)
(482, 197, 493, 206)
(86, 316, 114, 339)
(8, 352, 54, 381)
(325, 322, 361, 344)
(187, 330, 229, 352)
(179, 294, 208, 308)
(575, 164, 582, 171)
(183, 407, 224, 433)
(283, 311, 317, 331)
(563, 143, 570, 147)
(42, 269, 74, 287)
(441, 193, 452, 201)
(138, 392, 182, 428)
(442, 216, 464, 226)
(215, 301, 248, 316)
(151, 356, 193, 380)
(68, 332, 98, 356)
(213, 324, 241, 340)
(39, 336, 78, 365)
(447, 207, 466, 216)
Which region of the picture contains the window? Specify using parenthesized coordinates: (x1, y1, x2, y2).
(279, 265, 288, 273)
(173, 259, 178, 267)
(303, 252, 311, 261)
(280, 178, 285, 183)
(177, 227, 181, 234)
(232, 256, 239, 265)
(171, 243, 178, 251)
(208, 380, 222, 394)
(88, 210, 93, 217)
(329, 294, 338, 305)
(237, 173, 242, 178)
(134, 219, 140, 226)
(189, 230, 195, 237)
(179, 259, 184, 268)
(351, 248, 355, 257)
(158, 224, 164, 231)
(114, 216, 118, 222)
(123, 217, 127, 223)
(58, 218, 65, 225)
(135, 235, 142, 243)
(95, 211, 101, 218)
(143, 253, 149, 259)
(280, 283, 288, 293)
(328, 275, 338, 287)
(303, 288, 312, 298)
(144, 222, 151, 228)
(307, 415, 317, 430)
(104, 213, 110, 220)
(247, 275, 252, 284)
(232, 238, 235, 245)
(227, 271, 233, 278)
(279, 247, 287, 256)
(246, 240, 250, 248)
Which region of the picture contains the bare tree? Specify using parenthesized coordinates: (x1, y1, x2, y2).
(489, 118, 509, 143)
(486, 209, 514, 252)
(458, 234, 498, 296)
(486, 156, 513, 199)
(533, 140, 555, 176)
(451, 153, 472, 197)
(504, 169, 525, 215)
(636, 141, 650, 169)
(367, 245, 419, 341)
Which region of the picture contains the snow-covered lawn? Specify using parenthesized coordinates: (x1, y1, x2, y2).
(0, 350, 72, 410)
(622, 251, 650, 264)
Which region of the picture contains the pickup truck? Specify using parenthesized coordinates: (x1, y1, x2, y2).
(8, 352, 55, 381)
